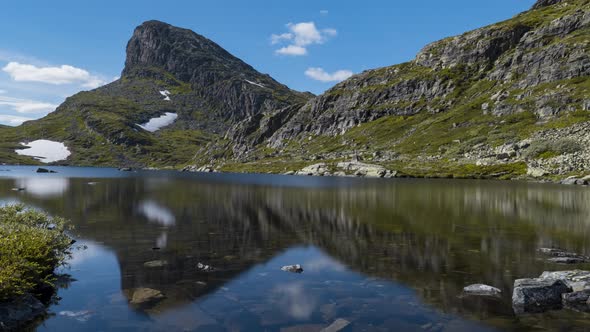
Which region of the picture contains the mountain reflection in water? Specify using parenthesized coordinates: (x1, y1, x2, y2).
(2, 169, 590, 331)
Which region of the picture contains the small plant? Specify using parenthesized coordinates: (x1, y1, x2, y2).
(0, 205, 73, 301)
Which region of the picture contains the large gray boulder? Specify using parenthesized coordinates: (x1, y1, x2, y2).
(0, 294, 45, 331)
(512, 278, 572, 314)
(540, 270, 590, 292)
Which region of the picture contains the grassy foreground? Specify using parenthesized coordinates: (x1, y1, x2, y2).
(0, 205, 73, 302)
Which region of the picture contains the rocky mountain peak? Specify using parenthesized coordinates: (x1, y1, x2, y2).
(532, 0, 566, 9)
(123, 20, 258, 82)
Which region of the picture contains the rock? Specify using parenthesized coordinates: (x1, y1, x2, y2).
(527, 167, 548, 178)
(562, 289, 590, 312)
(11, 188, 25, 191)
(143, 260, 168, 268)
(281, 264, 304, 273)
(549, 257, 588, 264)
(283, 171, 295, 175)
(462, 284, 502, 298)
(0, 294, 45, 331)
(560, 177, 588, 185)
(36, 168, 56, 173)
(118, 167, 133, 172)
(129, 288, 165, 305)
(335, 160, 392, 178)
(540, 270, 590, 292)
(512, 278, 572, 314)
(320, 318, 350, 332)
(197, 262, 214, 272)
(296, 163, 328, 176)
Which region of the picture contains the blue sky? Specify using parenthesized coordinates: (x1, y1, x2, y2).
(0, 0, 536, 126)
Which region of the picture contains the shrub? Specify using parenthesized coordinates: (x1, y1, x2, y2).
(524, 138, 581, 159)
(0, 205, 73, 301)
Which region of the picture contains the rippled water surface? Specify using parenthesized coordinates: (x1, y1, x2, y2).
(2, 166, 590, 331)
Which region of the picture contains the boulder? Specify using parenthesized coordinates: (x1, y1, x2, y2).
(129, 288, 165, 305)
(562, 289, 590, 312)
(197, 262, 214, 272)
(512, 278, 572, 314)
(296, 163, 328, 176)
(0, 294, 45, 331)
(462, 284, 502, 298)
(36, 168, 56, 173)
(527, 167, 548, 178)
(540, 270, 590, 292)
(320, 318, 350, 332)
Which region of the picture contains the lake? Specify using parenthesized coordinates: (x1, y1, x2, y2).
(1, 166, 590, 331)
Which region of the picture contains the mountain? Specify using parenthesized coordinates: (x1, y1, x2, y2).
(2, 0, 590, 180)
(0, 20, 311, 167)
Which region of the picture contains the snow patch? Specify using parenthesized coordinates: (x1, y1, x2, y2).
(15, 140, 71, 163)
(159, 90, 171, 101)
(245, 80, 265, 88)
(138, 112, 178, 132)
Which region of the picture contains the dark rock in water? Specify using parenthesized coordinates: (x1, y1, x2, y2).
(462, 284, 502, 298)
(281, 264, 304, 273)
(11, 188, 25, 192)
(540, 270, 590, 292)
(549, 257, 588, 264)
(512, 278, 572, 314)
(562, 289, 590, 312)
(538, 248, 589, 264)
(35, 168, 55, 173)
(143, 260, 168, 268)
(0, 294, 45, 331)
(118, 167, 133, 172)
(128, 288, 165, 305)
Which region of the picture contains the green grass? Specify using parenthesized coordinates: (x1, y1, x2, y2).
(0, 205, 73, 301)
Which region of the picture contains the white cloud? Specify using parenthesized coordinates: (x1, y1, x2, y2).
(276, 45, 308, 56)
(0, 114, 34, 126)
(271, 33, 293, 45)
(0, 96, 57, 113)
(272, 22, 337, 56)
(2, 62, 106, 88)
(305, 67, 353, 82)
(0, 89, 6, 94)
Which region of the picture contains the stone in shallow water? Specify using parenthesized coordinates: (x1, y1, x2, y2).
(281, 264, 304, 273)
(540, 270, 590, 292)
(320, 318, 350, 332)
(562, 289, 590, 312)
(143, 260, 168, 268)
(462, 284, 502, 297)
(512, 278, 572, 314)
(129, 288, 165, 305)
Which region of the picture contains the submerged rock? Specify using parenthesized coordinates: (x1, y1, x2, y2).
(462, 284, 502, 298)
(143, 260, 168, 268)
(538, 248, 589, 264)
(281, 264, 304, 273)
(129, 288, 165, 305)
(0, 294, 45, 331)
(320, 318, 350, 332)
(512, 278, 572, 314)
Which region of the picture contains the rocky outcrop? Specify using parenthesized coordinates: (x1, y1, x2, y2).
(0, 294, 45, 331)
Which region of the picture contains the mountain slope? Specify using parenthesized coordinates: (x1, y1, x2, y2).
(2, 0, 590, 181)
(0, 20, 311, 167)
(210, 0, 590, 179)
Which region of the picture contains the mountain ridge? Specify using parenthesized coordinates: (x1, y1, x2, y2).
(1, 0, 590, 182)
